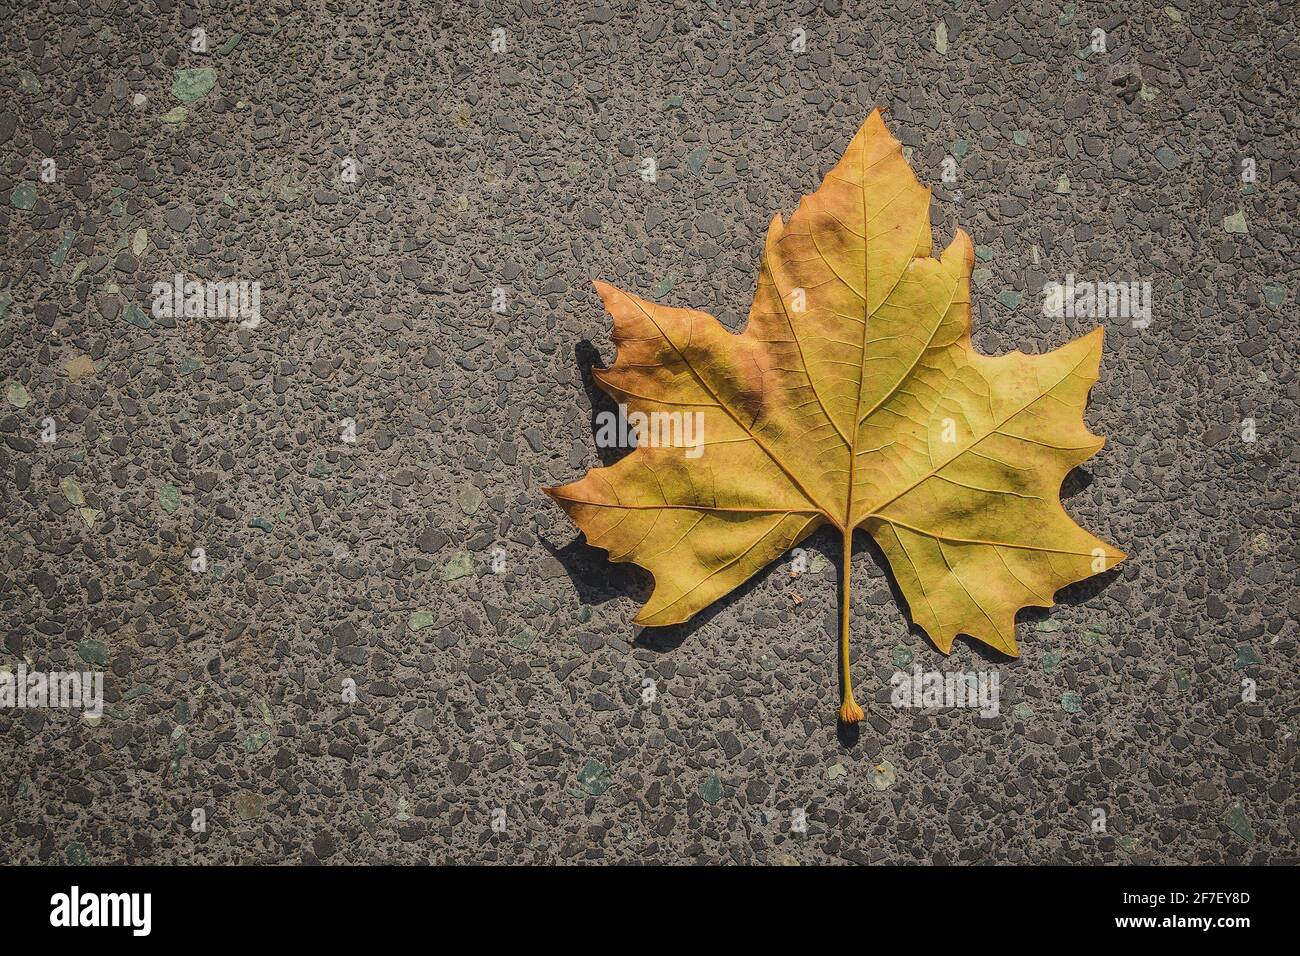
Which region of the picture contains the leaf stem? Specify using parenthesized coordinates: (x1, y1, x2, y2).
(839, 528, 864, 724)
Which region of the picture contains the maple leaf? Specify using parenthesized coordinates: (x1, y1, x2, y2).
(545, 109, 1125, 723)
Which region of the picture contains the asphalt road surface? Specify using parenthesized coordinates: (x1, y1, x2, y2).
(0, 1, 1295, 864)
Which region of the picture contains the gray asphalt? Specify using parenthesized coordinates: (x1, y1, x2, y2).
(0, 1, 1295, 863)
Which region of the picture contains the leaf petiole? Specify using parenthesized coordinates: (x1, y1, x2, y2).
(839, 528, 864, 724)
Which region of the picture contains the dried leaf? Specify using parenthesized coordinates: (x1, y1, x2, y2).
(545, 110, 1124, 722)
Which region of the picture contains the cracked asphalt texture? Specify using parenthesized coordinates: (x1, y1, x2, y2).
(0, 0, 1296, 864)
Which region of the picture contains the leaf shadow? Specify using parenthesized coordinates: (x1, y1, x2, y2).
(539, 526, 815, 654)
(539, 532, 650, 613)
(1060, 467, 1094, 499)
(575, 340, 625, 467)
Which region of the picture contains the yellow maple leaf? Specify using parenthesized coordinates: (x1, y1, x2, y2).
(545, 109, 1125, 723)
